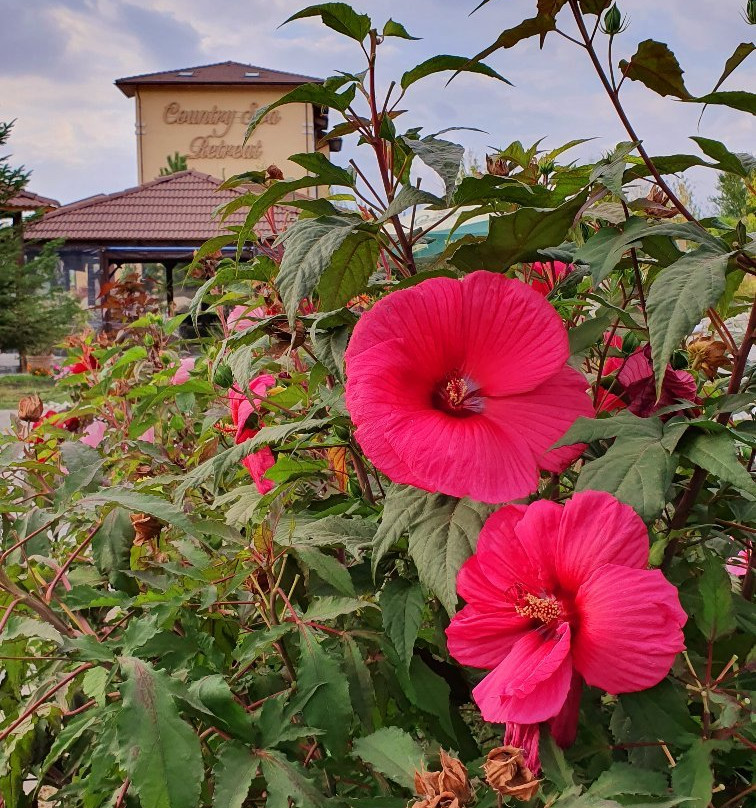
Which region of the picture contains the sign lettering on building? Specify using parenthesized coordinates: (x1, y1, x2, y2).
(161, 101, 282, 160)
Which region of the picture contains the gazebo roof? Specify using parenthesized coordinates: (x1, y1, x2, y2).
(115, 61, 322, 98)
(1, 188, 60, 212)
(23, 170, 297, 244)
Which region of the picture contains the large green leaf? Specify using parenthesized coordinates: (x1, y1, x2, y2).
(574, 218, 646, 284)
(351, 727, 424, 790)
(400, 55, 511, 91)
(692, 556, 737, 640)
(212, 742, 258, 808)
(373, 484, 493, 613)
(471, 15, 557, 63)
(276, 215, 362, 323)
(619, 40, 692, 99)
(451, 190, 589, 271)
(670, 741, 713, 808)
(693, 90, 756, 115)
(680, 430, 756, 498)
(245, 82, 357, 141)
(297, 629, 352, 757)
(647, 248, 728, 396)
(316, 231, 380, 311)
(187, 675, 256, 742)
(689, 137, 752, 177)
(116, 658, 203, 808)
(91, 507, 137, 592)
(257, 748, 327, 808)
(588, 762, 667, 798)
(380, 578, 424, 669)
(285, 3, 371, 41)
(55, 442, 105, 507)
(404, 136, 465, 201)
(576, 434, 676, 521)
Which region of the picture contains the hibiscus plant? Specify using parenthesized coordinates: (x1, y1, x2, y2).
(1, 3, 755, 808)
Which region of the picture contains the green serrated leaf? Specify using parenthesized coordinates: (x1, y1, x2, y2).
(619, 39, 692, 99)
(285, 3, 371, 41)
(295, 546, 356, 596)
(297, 629, 351, 757)
(680, 430, 756, 498)
(576, 434, 676, 521)
(405, 136, 465, 201)
(351, 726, 424, 789)
(452, 190, 589, 271)
(671, 740, 713, 808)
(647, 248, 729, 396)
(693, 556, 736, 640)
(401, 55, 510, 91)
(380, 578, 424, 669)
(116, 657, 203, 808)
(383, 19, 419, 39)
(212, 741, 259, 808)
(317, 231, 379, 311)
(588, 762, 667, 798)
(257, 748, 327, 808)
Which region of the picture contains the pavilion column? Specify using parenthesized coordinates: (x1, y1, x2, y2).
(164, 260, 176, 315)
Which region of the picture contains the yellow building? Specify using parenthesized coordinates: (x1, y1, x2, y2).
(115, 61, 336, 189)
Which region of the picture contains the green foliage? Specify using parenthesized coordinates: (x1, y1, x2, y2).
(1, 5, 755, 808)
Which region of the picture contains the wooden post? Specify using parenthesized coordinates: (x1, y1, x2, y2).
(165, 261, 175, 315)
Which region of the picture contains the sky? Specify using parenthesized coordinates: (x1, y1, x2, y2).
(1, 0, 754, 212)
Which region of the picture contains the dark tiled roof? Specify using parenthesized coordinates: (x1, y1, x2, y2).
(1, 188, 60, 212)
(115, 61, 322, 97)
(23, 170, 297, 243)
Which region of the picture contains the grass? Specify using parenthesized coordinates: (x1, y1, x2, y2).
(0, 374, 58, 410)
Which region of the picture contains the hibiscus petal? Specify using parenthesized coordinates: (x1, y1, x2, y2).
(511, 499, 564, 592)
(458, 272, 569, 395)
(486, 365, 594, 475)
(475, 506, 541, 593)
(242, 447, 276, 495)
(472, 622, 573, 724)
(456, 555, 515, 610)
(572, 566, 687, 694)
(446, 604, 530, 669)
(555, 491, 649, 595)
(548, 671, 583, 748)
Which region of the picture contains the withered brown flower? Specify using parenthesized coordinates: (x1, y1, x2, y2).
(130, 513, 163, 546)
(688, 336, 732, 380)
(18, 394, 44, 422)
(414, 751, 472, 807)
(483, 746, 540, 802)
(486, 153, 510, 177)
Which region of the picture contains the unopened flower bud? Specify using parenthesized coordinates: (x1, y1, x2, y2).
(602, 4, 623, 34)
(18, 394, 44, 422)
(266, 164, 284, 181)
(483, 746, 540, 802)
(746, 0, 756, 24)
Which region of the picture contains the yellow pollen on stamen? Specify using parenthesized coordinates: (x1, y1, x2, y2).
(445, 378, 468, 408)
(514, 593, 561, 623)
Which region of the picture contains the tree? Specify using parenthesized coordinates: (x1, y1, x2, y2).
(710, 170, 755, 220)
(159, 151, 188, 175)
(0, 120, 29, 201)
(0, 230, 83, 362)
(0, 120, 82, 366)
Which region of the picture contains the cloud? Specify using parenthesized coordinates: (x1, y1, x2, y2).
(1, 0, 753, 209)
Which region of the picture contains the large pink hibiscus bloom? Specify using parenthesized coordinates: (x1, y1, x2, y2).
(344, 271, 593, 503)
(229, 374, 276, 494)
(446, 491, 686, 772)
(526, 260, 574, 296)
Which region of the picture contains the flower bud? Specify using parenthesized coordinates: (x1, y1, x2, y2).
(747, 0, 756, 24)
(602, 4, 623, 34)
(483, 746, 540, 802)
(18, 394, 44, 422)
(266, 164, 284, 181)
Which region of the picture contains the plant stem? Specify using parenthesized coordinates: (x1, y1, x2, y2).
(567, 0, 700, 225)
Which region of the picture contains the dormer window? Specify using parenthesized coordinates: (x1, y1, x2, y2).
(177, 71, 194, 77)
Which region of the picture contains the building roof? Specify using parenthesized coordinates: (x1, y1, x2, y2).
(23, 170, 298, 244)
(1, 188, 60, 212)
(115, 61, 322, 97)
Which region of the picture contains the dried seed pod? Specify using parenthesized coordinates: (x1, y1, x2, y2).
(483, 746, 540, 802)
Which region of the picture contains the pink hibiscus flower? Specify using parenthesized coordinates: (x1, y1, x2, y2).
(617, 345, 698, 418)
(80, 419, 107, 448)
(229, 374, 277, 494)
(227, 305, 269, 333)
(726, 548, 751, 577)
(446, 490, 686, 773)
(171, 356, 196, 385)
(526, 261, 574, 296)
(344, 271, 593, 503)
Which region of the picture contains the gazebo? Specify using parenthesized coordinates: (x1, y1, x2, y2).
(23, 170, 296, 311)
(1, 188, 60, 228)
